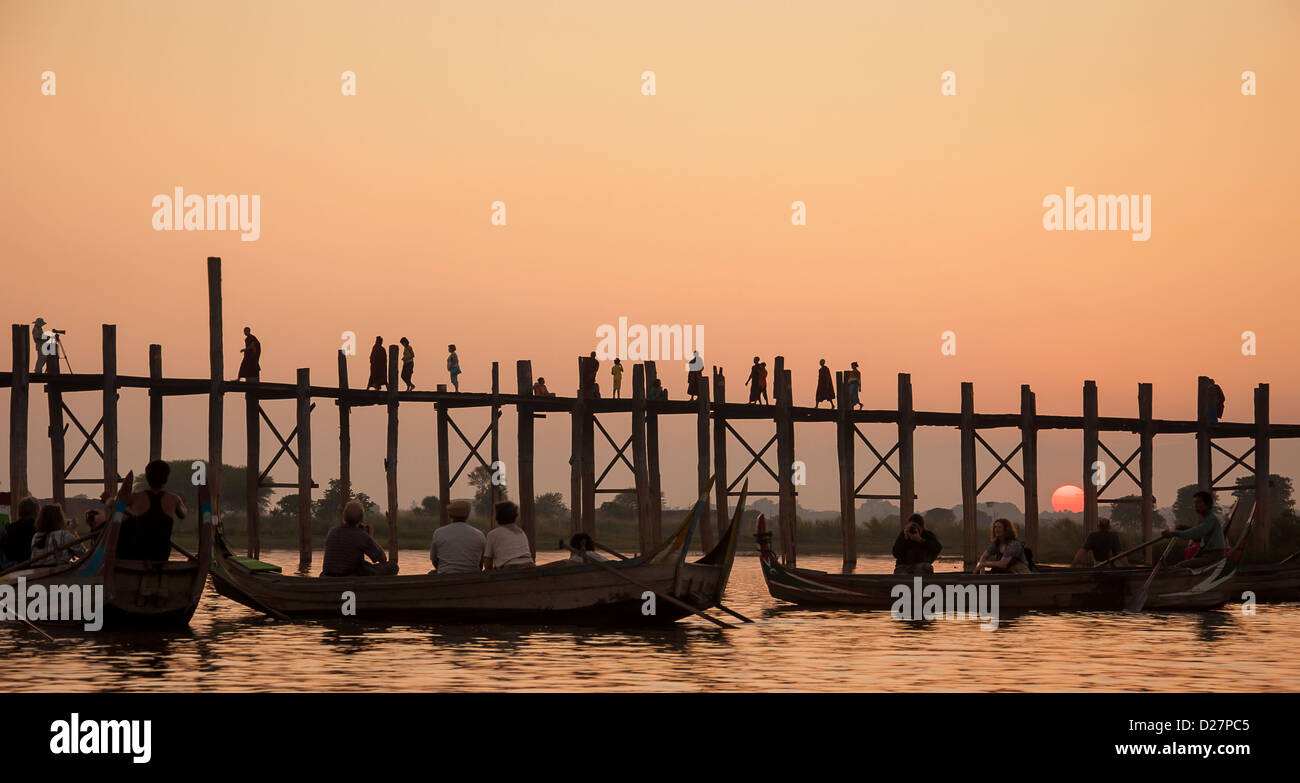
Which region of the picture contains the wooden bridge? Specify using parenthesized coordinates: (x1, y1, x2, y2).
(2, 258, 1286, 569)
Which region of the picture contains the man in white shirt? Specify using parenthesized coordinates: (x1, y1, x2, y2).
(483, 501, 534, 569)
(430, 500, 485, 574)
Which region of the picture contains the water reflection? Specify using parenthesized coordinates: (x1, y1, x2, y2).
(1, 552, 1297, 691)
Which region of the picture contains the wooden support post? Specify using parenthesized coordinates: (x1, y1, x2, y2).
(695, 376, 715, 550)
(436, 400, 450, 525)
(836, 371, 856, 568)
(516, 360, 536, 554)
(645, 361, 663, 543)
(148, 344, 163, 462)
(385, 346, 399, 563)
(101, 324, 118, 498)
(897, 372, 915, 528)
(631, 364, 651, 555)
(960, 382, 977, 569)
(207, 257, 224, 515)
(245, 367, 260, 560)
(337, 350, 351, 523)
(9, 325, 29, 505)
(570, 391, 583, 535)
(1083, 380, 1098, 534)
(47, 353, 66, 508)
(1255, 383, 1270, 555)
(775, 357, 796, 566)
(580, 359, 596, 537)
(711, 368, 729, 546)
(490, 362, 500, 524)
(1196, 375, 1212, 492)
(1138, 383, 1155, 563)
(296, 368, 312, 568)
(1020, 385, 1039, 554)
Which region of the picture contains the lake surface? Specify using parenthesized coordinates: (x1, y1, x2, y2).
(3, 552, 1299, 692)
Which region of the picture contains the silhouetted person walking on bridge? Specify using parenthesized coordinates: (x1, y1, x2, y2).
(746, 356, 763, 404)
(687, 351, 702, 401)
(367, 336, 387, 390)
(237, 326, 261, 381)
(447, 344, 462, 392)
(815, 359, 835, 408)
(400, 337, 415, 392)
(581, 351, 599, 398)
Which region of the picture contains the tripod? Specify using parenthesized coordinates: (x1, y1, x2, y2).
(56, 335, 73, 373)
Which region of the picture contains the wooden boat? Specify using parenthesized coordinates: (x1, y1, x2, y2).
(209, 484, 745, 625)
(755, 515, 1257, 612)
(0, 474, 214, 629)
(1233, 561, 1300, 603)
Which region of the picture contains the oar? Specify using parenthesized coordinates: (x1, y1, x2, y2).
(19, 617, 55, 642)
(0, 530, 99, 579)
(713, 603, 754, 623)
(569, 546, 734, 629)
(1280, 550, 1300, 565)
(586, 536, 753, 623)
(1095, 536, 1164, 568)
(1126, 536, 1179, 613)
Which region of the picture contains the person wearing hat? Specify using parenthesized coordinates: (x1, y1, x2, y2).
(32, 317, 59, 374)
(429, 499, 485, 574)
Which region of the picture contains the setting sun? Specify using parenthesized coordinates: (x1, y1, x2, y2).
(1051, 485, 1085, 514)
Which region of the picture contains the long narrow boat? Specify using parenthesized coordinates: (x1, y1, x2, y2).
(0, 474, 214, 629)
(1233, 561, 1300, 603)
(755, 514, 1259, 612)
(209, 484, 745, 625)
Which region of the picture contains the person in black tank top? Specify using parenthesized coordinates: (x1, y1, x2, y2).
(117, 460, 183, 562)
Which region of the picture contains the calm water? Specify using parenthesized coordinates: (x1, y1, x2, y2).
(3, 551, 1299, 692)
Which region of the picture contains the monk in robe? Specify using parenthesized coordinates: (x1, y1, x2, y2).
(367, 336, 387, 390)
(815, 359, 835, 408)
(745, 356, 763, 404)
(581, 351, 599, 398)
(237, 327, 261, 381)
(686, 351, 702, 400)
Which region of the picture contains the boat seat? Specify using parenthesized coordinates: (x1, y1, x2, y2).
(230, 556, 282, 574)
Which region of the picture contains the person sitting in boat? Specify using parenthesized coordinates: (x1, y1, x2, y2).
(118, 460, 187, 562)
(972, 518, 1031, 574)
(1071, 516, 1125, 567)
(429, 499, 485, 575)
(483, 501, 534, 570)
(31, 503, 84, 566)
(0, 496, 40, 569)
(1162, 491, 1225, 571)
(322, 500, 399, 576)
(891, 513, 942, 575)
(565, 532, 609, 564)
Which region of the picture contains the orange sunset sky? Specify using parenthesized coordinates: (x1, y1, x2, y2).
(2, 0, 1298, 517)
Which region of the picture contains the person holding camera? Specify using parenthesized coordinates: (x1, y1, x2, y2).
(892, 513, 943, 575)
(32, 317, 65, 374)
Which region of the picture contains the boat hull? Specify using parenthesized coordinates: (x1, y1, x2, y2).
(211, 557, 727, 625)
(759, 558, 1245, 611)
(208, 484, 745, 626)
(2, 558, 205, 629)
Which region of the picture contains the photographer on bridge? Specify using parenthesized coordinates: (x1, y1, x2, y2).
(31, 317, 66, 374)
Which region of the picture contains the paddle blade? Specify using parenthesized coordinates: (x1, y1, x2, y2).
(1124, 588, 1150, 613)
